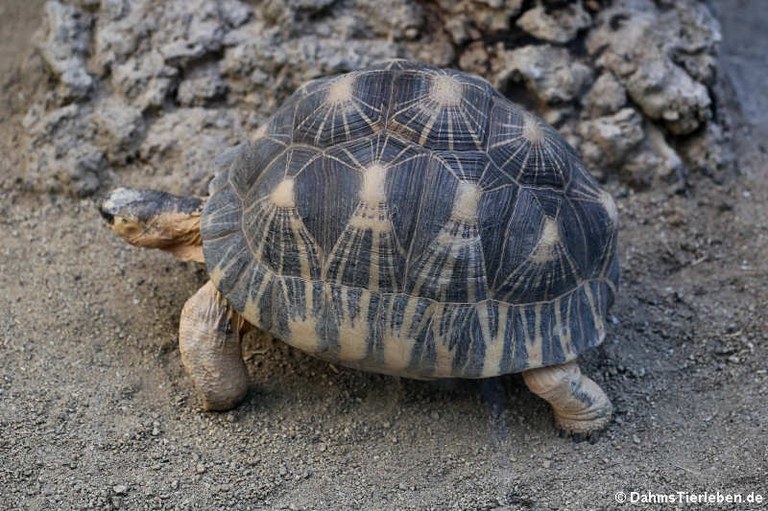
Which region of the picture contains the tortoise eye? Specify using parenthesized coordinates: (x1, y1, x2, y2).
(117, 219, 142, 237)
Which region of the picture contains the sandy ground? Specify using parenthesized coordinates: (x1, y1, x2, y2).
(1, 2, 767, 510)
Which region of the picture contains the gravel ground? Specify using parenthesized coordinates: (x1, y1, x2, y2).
(1, 1, 766, 510)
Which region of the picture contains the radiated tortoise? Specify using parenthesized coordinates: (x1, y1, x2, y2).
(99, 60, 619, 438)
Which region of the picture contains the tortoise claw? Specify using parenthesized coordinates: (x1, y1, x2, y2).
(557, 428, 603, 444)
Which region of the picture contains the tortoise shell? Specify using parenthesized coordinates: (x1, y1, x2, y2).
(201, 60, 619, 378)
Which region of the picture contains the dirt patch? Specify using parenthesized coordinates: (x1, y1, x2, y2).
(1, 1, 766, 510)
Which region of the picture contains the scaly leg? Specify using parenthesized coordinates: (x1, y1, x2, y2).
(179, 281, 249, 411)
(522, 361, 612, 440)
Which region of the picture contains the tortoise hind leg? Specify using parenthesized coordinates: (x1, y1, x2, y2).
(522, 361, 612, 441)
(179, 281, 249, 411)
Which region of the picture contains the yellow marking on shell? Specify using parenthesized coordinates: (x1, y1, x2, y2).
(478, 303, 501, 377)
(348, 165, 392, 234)
(208, 265, 225, 288)
(337, 290, 370, 362)
(327, 74, 356, 105)
(599, 189, 619, 225)
(286, 280, 320, 353)
(431, 75, 463, 107)
(584, 284, 605, 340)
(243, 298, 259, 325)
(361, 163, 388, 204)
(451, 181, 482, 222)
(382, 297, 421, 372)
(522, 114, 545, 145)
(287, 318, 320, 353)
(431, 307, 455, 377)
(530, 217, 560, 263)
(252, 124, 268, 141)
(526, 304, 544, 367)
(270, 178, 295, 208)
(290, 215, 313, 278)
(242, 271, 274, 326)
(414, 191, 484, 300)
(554, 296, 574, 357)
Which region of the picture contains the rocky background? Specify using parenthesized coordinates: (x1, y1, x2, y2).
(18, 0, 727, 197)
(2, 1, 766, 509)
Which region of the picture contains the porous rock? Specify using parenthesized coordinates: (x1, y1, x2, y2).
(582, 72, 627, 117)
(516, 2, 591, 43)
(577, 108, 645, 170)
(139, 108, 243, 196)
(177, 66, 228, 107)
(36, 1, 93, 100)
(586, 1, 714, 135)
(497, 45, 593, 104)
(21, 0, 729, 196)
(111, 50, 178, 111)
(92, 99, 145, 165)
(439, 0, 524, 44)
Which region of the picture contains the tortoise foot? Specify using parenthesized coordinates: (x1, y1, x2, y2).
(179, 281, 249, 411)
(523, 361, 612, 439)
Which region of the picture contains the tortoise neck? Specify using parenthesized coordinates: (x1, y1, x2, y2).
(165, 214, 204, 263)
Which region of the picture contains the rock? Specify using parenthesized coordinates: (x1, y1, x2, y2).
(139, 108, 242, 195)
(672, 1, 721, 85)
(22, 104, 81, 139)
(587, 0, 714, 135)
(177, 65, 228, 106)
(497, 45, 593, 104)
(36, 1, 94, 100)
(93, 0, 155, 74)
(438, 0, 524, 40)
(582, 72, 626, 117)
(577, 108, 644, 170)
(623, 131, 685, 191)
(92, 99, 146, 165)
(458, 41, 491, 77)
(624, 59, 711, 136)
(516, 3, 592, 43)
(156, 0, 231, 65)
(286, 36, 400, 79)
(644, 122, 683, 182)
(111, 50, 179, 111)
(21, 104, 109, 196)
(678, 121, 732, 178)
(30, 140, 107, 197)
(20, 0, 728, 197)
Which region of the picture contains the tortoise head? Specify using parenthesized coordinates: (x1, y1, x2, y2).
(99, 187, 205, 262)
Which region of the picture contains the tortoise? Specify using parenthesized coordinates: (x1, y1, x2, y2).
(99, 60, 619, 438)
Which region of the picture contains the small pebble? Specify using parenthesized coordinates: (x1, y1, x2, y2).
(632, 434, 641, 444)
(113, 484, 128, 495)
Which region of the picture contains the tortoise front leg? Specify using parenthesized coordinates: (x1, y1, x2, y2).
(522, 361, 612, 440)
(179, 281, 249, 411)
